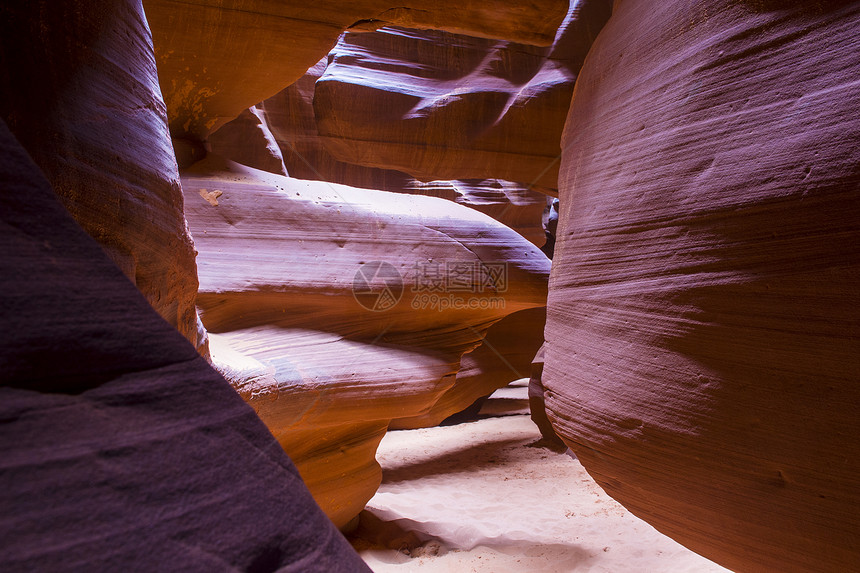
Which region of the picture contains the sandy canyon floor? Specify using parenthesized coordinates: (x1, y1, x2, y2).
(348, 381, 729, 572)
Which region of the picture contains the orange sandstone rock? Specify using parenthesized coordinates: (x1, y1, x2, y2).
(182, 155, 550, 526)
(208, 107, 289, 176)
(392, 307, 547, 429)
(144, 0, 568, 141)
(213, 59, 550, 246)
(313, 2, 611, 189)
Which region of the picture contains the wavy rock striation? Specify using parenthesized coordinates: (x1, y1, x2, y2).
(208, 107, 289, 176)
(545, 2, 860, 571)
(0, 0, 202, 351)
(392, 307, 547, 429)
(182, 156, 550, 526)
(313, 1, 611, 189)
(210, 62, 550, 246)
(144, 0, 568, 141)
(0, 118, 369, 572)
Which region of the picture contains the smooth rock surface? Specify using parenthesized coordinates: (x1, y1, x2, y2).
(260, 57, 415, 192)
(228, 61, 551, 245)
(528, 345, 567, 449)
(314, 1, 611, 189)
(0, 119, 369, 572)
(392, 307, 547, 429)
(208, 107, 289, 176)
(210, 328, 456, 527)
(0, 0, 202, 351)
(545, 2, 860, 571)
(144, 0, 568, 141)
(183, 156, 550, 527)
(401, 179, 549, 247)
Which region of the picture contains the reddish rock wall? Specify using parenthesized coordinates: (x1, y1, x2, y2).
(545, 2, 860, 571)
(207, 107, 289, 176)
(0, 0, 203, 351)
(144, 0, 568, 141)
(211, 61, 550, 246)
(0, 108, 368, 572)
(313, 1, 611, 189)
(181, 155, 550, 526)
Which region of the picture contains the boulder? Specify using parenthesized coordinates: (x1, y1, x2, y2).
(545, 1, 860, 571)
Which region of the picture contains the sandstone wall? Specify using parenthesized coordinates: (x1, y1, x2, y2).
(314, 1, 611, 189)
(144, 0, 569, 141)
(545, 2, 860, 571)
(211, 63, 550, 246)
(182, 155, 551, 526)
(0, 0, 202, 351)
(0, 116, 369, 571)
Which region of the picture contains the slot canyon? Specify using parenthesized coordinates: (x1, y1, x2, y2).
(0, 0, 858, 571)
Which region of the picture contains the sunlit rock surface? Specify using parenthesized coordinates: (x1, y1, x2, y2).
(392, 307, 546, 429)
(313, 1, 611, 189)
(545, 2, 860, 571)
(144, 0, 568, 141)
(212, 60, 550, 245)
(182, 156, 550, 526)
(0, 119, 369, 573)
(0, 0, 202, 351)
(260, 57, 413, 192)
(400, 180, 549, 247)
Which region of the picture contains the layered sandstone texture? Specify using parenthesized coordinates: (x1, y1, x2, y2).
(0, 119, 369, 572)
(207, 107, 289, 176)
(144, 0, 568, 141)
(211, 67, 549, 246)
(182, 156, 550, 527)
(545, 2, 860, 572)
(0, 0, 202, 351)
(392, 307, 547, 429)
(313, 1, 612, 189)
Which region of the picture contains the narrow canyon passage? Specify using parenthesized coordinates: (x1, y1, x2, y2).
(2, 1, 857, 571)
(348, 382, 729, 572)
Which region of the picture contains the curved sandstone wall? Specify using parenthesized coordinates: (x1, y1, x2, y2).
(314, 1, 611, 189)
(0, 0, 202, 351)
(545, 2, 860, 571)
(144, 0, 569, 141)
(0, 55, 369, 573)
(181, 155, 550, 526)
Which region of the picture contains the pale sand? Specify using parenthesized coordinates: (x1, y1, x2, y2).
(348, 381, 729, 572)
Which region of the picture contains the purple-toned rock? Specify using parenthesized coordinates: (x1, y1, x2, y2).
(545, 2, 860, 571)
(208, 107, 289, 176)
(0, 117, 369, 572)
(181, 155, 550, 527)
(145, 0, 568, 141)
(0, 0, 202, 351)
